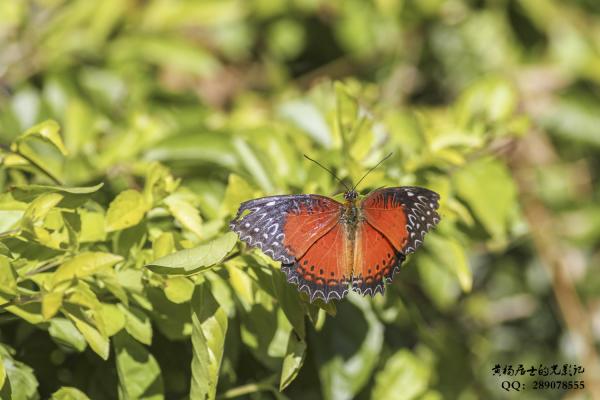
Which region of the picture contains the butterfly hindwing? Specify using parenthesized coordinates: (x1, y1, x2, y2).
(352, 221, 405, 296)
(282, 223, 351, 302)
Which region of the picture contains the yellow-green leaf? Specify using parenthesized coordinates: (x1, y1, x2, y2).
(42, 291, 63, 320)
(114, 331, 164, 400)
(15, 119, 68, 156)
(52, 252, 123, 286)
(190, 283, 228, 400)
(105, 190, 149, 232)
(66, 308, 110, 360)
(98, 303, 126, 337)
(164, 277, 195, 304)
(280, 333, 306, 391)
(145, 232, 237, 275)
(51, 386, 90, 400)
(371, 350, 431, 400)
(79, 210, 106, 243)
(119, 305, 152, 345)
(21, 193, 64, 230)
(164, 193, 203, 237)
(0, 355, 5, 390)
(153, 232, 175, 259)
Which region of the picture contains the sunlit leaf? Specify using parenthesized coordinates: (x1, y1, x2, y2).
(190, 283, 228, 400)
(0, 350, 39, 400)
(13, 119, 68, 155)
(454, 158, 517, 243)
(279, 333, 306, 391)
(145, 232, 237, 275)
(52, 252, 123, 286)
(99, 303, 126, 337)
(65, 306, 110, 360)
(51, 386, 90, 400)
(314, 294, 383, 400)
(114, 331, 164, 400)
(164, 192, 203, 237)
(164, 276, 195, 304)
(105, 190, 149, 232)
(42, 290, 63, 320)
(119, 304, 153, 345)
(48, 318, 87, 352)
(371, 350, 431, 400)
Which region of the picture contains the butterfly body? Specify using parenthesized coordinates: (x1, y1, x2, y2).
(230, 186, 440, 302)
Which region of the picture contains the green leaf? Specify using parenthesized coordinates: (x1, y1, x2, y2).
(272, 269, 306, 340)
(0, 357, 5, 391)
(42, 290, 63, 320)
(65, 306, 110, 360)
(145, 232, 237, 275)
(279, 333, 306, 391)
(427, 234, 472, 292)
(114, 331, 164, 400)
(144, 132, 238, 169)
(79, 210, 106, 243)
(99, 303, 126, 336)
(417, 253, 460, 310)
(278, 100, 332, 148)
(164, 277, 195, 304)
(51, 386, 90, 400)
(371, 350, 431, 400)
(0, 352, 39, 400)
(0, 255, 17, 295)
(315, 294, 383, 400)
(15, 119, 68, 155)
(21, 192, 64, 230)
(52, 252, 123, 286)
(232, 137, 274, 193)
(48, 318, 87, 352)
(453, 158, 517, 243)
(190, 283, 228, 400)
(119, 305, 153, 345)
(164, 193, 203, 237)
(335, 82, 359, 141)
(221, 174, 258, 217)
(105, 190, 149, 232)
(152, 232, 175, 259)
(0, 293, 44, 324)
(143, 162, 179, 206)
(10, 120, 68, 183)
(10, 183, 104, 205)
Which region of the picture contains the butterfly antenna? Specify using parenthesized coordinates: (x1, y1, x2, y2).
(353, 152, 393, 191)
(303, 154, 351, 191)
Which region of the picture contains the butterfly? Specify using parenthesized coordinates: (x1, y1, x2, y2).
(229, 155, 441, 303)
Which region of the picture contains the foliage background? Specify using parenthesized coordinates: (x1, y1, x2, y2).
(1, 1, 599, 399)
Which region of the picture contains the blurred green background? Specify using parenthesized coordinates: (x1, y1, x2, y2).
(1, 1, 599, 399)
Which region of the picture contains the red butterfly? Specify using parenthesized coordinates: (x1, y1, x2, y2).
(230, 156, 440, 303)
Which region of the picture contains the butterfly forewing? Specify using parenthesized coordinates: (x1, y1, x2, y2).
(230, 194, 348, 300)
(361, 187, 440, 255)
